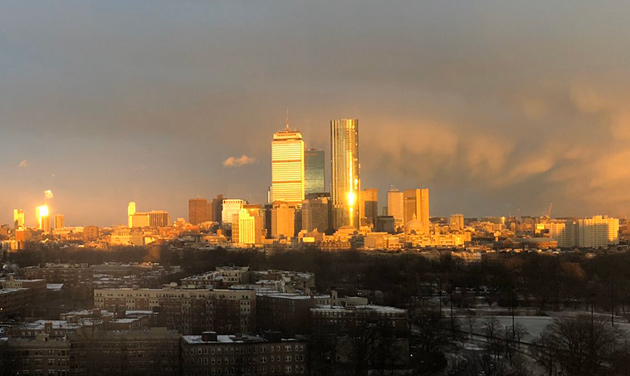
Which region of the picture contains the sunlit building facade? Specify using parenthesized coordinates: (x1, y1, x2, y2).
(449, 214, 464, 232)
(387, 188, 404, 230)
(271, 202, 295, 239)
(13, 209, 25, 229)
(330, 119, 359, 229)
(577, 215, 619, 248)
(127, 202, 136, 228)
(403, 188, 430, 234)
(271, 126, 305, 206)
(36, 205, 51, 233)
(221, 199, 245, 225)
(232, 208, 256, 246)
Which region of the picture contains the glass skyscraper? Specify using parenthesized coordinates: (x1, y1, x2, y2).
(330, 119, 359, 229)
(304, 149, 325, 197)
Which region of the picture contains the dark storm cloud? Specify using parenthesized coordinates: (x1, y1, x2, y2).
(2, 0, 630, 225)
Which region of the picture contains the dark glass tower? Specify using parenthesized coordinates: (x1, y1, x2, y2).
(304, 149, 325, 197)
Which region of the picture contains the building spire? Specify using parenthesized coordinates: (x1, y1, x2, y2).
(285, 107, 290, 131)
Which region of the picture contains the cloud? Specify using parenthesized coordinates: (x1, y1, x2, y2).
(18, 160, 28, 168)
(223, 155, 256, 167)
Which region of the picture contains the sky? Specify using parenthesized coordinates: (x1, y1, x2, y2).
(3, 1, 630, 226)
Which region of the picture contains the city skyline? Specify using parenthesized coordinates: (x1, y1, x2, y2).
(4, 2, 630, 226)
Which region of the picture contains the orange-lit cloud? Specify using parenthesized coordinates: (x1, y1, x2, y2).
(223, 155, 256, 167)
(18, 160, 28, 168)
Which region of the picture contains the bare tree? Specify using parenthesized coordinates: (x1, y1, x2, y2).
(533, 315, 625, 376)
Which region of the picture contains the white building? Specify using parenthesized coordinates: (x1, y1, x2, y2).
(577, 216, 619, 248)
(221, 199, 245, 225)
(545, 216, 619, 248)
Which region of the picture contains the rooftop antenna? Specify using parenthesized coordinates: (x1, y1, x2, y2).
(285, 107, 290, 131)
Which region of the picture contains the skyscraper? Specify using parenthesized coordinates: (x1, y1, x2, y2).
(271, 124, 305, 206)
(304, 149, 325, 196)
(13, 209, 25, 229)
(212, 194, 224, 224)
(127, 202, 136, 228)
(387, 188, 404, 230)
(189, 198, 210, 225)
(359, 188, 378, 228)
(403, 188, 430, 234)
(36, 205, 51, 233)
(330, 119, 359, 229)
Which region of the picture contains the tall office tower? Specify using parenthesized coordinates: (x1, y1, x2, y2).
(359, 188, 378, 228)
(13, 209, 25, 229)
(271, 202, 295, 239)
(189, 198, 210, 225)
(330, 119, 359, 229)
(232, 208, 256, 246)
(212, 194, 224, 223)
(243, 205, 266, 244)
(449, 214, 465, 232)
(304, 149, 325, 196)
(302, 196, 330, 233)
(128, 202, 136, 228)
(36, 205, 51, 233)
(271, 124, 305, 206)
(403, 189, 430, 234)
(221, 199, 245, 225)
(387, 188, 404, 230)
(149, 210, 170, 227)
(54, 214, 65, 229)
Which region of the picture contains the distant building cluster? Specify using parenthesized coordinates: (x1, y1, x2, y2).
(2, 117, 626, 254)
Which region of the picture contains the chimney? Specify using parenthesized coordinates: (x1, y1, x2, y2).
(201, 331, 217, 342)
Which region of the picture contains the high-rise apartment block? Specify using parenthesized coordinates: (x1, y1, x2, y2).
(403, 189, 430, 234)
(189, 198, 210, 225)
(330, 119, 359, 229)
(54, 214, 65, 229)
(304, 149, 325, 196)
(449, 214, 465, 232)
(577, 216, 619, 248)
(271, 126, 305, 206)
(148, 210, 170, 227)
(544, 215, 619, 248)
(359, 188, 378, 228)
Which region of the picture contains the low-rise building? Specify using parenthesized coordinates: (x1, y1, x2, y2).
(181, 331, 307, 376)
